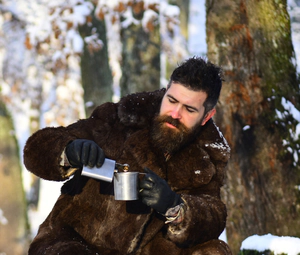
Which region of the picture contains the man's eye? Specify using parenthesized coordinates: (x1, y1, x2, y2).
(186, 107, 195, 113)
(168, 98, 176, 104)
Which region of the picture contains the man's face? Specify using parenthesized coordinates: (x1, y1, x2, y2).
(150, 82, 214, 155)
(159, 82, 208, 129)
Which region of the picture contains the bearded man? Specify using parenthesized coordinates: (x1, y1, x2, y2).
(23, 57, 232, 255)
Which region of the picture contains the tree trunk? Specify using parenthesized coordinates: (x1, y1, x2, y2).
(206, 0, 300, 253)
(120, 2, 160, 96)
(169, 0, 190, 40)
(165, 0, 190, 80)
(0, 101, 29, 254)
(79, 11, 113, 117)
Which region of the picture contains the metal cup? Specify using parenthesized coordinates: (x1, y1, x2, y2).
(113, 172, 140, 201)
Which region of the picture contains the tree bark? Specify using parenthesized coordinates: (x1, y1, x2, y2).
(206, 0, 300, 253)
(79, 11, 113, 117)
(0, 101, 29, 254)
(120, 2, 160, 96)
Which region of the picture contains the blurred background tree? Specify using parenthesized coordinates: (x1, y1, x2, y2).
(118, 1, 161, 95)
(79, 11, 113, 116)
(0, 100, 29, 255)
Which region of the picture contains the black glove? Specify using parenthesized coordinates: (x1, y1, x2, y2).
(139, 167, 182, 214)
(65, 139, 105, 168)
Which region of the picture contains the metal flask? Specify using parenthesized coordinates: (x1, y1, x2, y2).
(81, 158, 116, 182)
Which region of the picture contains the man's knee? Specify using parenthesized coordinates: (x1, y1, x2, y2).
(190, 239, 232, 255)
(29, 239, 97, 255)
(28, 225, 100, 255)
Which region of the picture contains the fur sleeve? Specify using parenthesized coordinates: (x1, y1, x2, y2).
(166, 192, 227, 247)
(23, 126, 78, 181)
(23, 102, 118, 181)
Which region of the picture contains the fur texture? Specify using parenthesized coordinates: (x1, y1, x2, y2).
(24, 88, 231, 255)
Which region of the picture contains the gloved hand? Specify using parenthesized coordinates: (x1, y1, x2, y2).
(139, 167, 182, 214)
(65, 139, 105, 168)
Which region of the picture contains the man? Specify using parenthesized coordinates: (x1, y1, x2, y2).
(24, 57, 232, 255)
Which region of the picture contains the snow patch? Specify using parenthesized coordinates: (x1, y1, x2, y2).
(240, 234, 300, 255)
(0, 209, 8, 225)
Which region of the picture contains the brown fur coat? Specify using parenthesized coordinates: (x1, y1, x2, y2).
(23, 88, 231, 255)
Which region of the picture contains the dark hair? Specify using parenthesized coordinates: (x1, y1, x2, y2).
(169, 56, 223, 113)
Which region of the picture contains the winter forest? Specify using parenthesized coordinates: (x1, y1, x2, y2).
(0, 0, 300, 254)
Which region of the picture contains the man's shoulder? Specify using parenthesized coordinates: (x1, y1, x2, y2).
(197, 119, 231, 162)
(90, 102, 119, 124)
(117, 88, 165, 127)
(88, 89, 165, 128)
(201, 119, 226, 140)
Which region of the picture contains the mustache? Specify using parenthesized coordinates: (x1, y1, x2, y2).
(155, 115, 189, 132)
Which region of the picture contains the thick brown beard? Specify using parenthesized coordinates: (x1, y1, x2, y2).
(150, 115, 200, 155)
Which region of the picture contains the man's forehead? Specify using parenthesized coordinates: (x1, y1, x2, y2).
(166, 83, 207, 107)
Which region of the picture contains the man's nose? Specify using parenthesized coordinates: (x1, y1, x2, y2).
(171, 106, 181, 119)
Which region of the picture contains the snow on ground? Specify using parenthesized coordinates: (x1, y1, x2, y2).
(240, 234, 300, 255)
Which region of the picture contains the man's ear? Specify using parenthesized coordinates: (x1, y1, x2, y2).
(201, 108, 216, 126)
